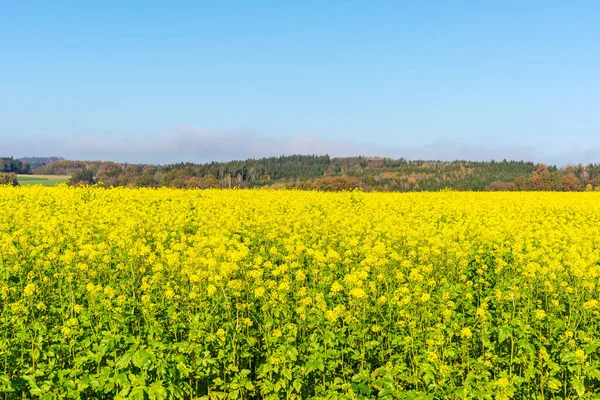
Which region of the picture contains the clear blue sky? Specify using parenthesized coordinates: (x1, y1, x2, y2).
(1, 1, 599, 164)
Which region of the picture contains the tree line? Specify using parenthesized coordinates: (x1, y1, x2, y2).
(7, 155, 600, 191)
(0, 157, 30, 174)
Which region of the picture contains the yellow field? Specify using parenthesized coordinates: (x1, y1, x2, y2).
(1, 187, 599, 398)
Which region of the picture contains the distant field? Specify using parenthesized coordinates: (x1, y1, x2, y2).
(17, 174, 70, 186)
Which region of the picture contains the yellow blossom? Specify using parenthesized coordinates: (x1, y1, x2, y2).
(207, 284, 217, 297)
(23, 283, 38, 297)
(461, 327, 473, 339)
(330, 282, 344, 294)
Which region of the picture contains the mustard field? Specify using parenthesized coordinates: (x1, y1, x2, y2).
(1, 187, 600, 399)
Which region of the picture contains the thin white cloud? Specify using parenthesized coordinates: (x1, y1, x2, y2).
(2, 127, 597, 166)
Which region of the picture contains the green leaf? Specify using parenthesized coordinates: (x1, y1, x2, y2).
(572, 377, 585, 397)
(24, 376, 43, 396)
(547, 377, 562, 392)
(148, 381, 168, 400)
(132, 349, 151, 369)
(130, 386, 147, 400)
(115, 353, 132, 370)
(589, 369, 600, 380)
(498, 325, 512, 344)
(0, 375, 13, 391)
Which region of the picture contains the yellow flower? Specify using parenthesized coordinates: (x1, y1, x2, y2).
(476, 307, 487, 321)
(565, 331, 574, 339)
(494, 290, 503, 301)
(277, 281, 290, 292)
(325, 310, 338, 322)
(330, 282, 344, 294)
(535, 309, 546, 320)
(583, 299, 598, 310)
(427, 351, 438, 362)
(228, 279, 242, 290)
(461, 327, 473, 339)
(300, 297, 312, 306)
(575, 349, 586, 362)
(496, 376, 510, 389)
(349, 288, 366, 299)
(23, 283, 38, 297)
(86, 282, 98, 293)
(207, 284, 217, 297)
(295, 270, 306, 282)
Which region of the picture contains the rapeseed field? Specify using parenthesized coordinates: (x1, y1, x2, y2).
(1, 186, 600, 398)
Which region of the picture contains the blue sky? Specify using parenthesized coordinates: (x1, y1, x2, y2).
(1, 1, 599, 164)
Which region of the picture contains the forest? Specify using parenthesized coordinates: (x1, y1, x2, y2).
(0, 157, 30, 174)
(4, 155, 600, 191)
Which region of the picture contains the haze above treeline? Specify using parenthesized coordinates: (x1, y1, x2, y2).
(2, 155, 600, 192)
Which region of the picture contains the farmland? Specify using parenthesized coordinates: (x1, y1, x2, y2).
(16, 175, 70, 187)
(1, 187, 600, 398)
